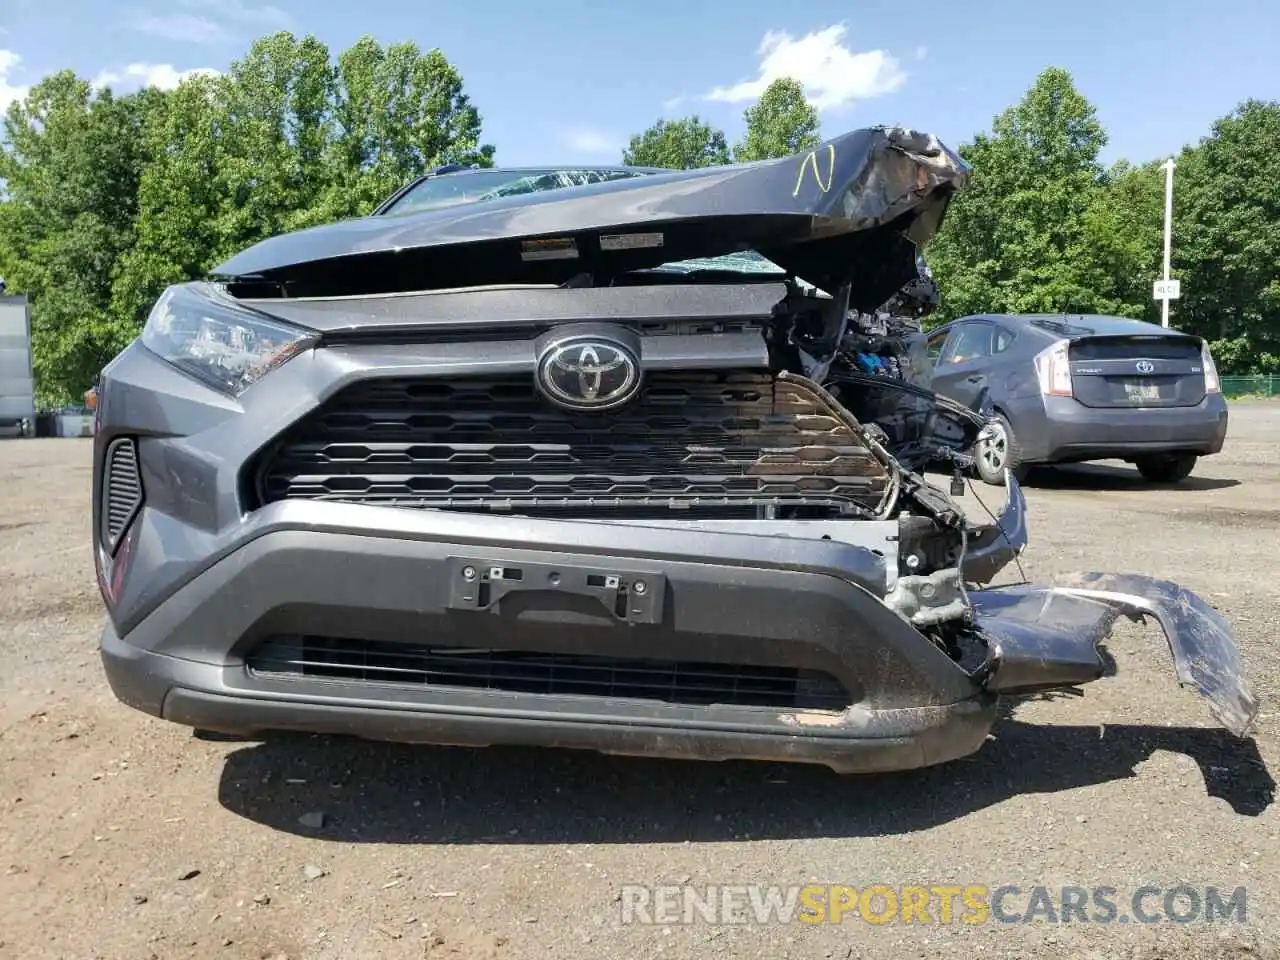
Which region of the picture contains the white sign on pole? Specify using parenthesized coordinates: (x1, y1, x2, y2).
(1153, 278, 1181, 301)
(1159, 158, 1176, 326)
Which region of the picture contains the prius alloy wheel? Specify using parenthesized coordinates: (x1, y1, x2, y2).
(976, 414, 1024, 486)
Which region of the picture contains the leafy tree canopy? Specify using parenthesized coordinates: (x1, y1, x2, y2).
(621, 116, 730, 169)
(734, 77, 820, 162)
(927, 66, 1280, 373)
(1171, 99, 1280, 372)
(5, 49, 1280, 402)
(0, 33, 494, 403)
(926, 67, 1120, 320)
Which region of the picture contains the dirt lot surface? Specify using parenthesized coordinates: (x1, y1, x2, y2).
(2, 404, 1278, 960)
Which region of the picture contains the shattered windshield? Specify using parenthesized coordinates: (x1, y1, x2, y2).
(643, 250, 786, 275)
(381, 167, 788, 275)
(384, 169, 645, 215)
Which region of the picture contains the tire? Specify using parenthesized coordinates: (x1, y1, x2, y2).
(1135, 453, 1197, 484)
(975, 413, 1024, 486)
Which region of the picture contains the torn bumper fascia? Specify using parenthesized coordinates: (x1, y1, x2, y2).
(969, 573, 1260, 738)
(961, 471, 1029, 585)
(921, 473, 1258, 738)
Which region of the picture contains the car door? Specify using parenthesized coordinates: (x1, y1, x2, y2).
(930, 320, 996, 408)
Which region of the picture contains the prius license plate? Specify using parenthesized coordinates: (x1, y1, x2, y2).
(1124, 380, 1160, 402)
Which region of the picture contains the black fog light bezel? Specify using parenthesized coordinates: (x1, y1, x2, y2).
(101, 436, 144, 556)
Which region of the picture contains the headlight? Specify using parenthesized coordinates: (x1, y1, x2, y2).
(141, 282, 317, 395)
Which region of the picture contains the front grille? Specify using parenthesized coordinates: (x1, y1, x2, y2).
(248, 636, 852, 710)
(255, 370, 890, 518)
(101, 437, 142, 553)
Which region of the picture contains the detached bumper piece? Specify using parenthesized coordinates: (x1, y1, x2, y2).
(971, 572, 1259, 738)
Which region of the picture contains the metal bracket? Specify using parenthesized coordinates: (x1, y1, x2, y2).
(446, 557, 665, 625)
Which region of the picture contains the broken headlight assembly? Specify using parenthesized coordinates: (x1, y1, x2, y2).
(141, 282, 317, 396)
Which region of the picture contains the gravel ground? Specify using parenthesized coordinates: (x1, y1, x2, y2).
(1, 405, 1278, 960)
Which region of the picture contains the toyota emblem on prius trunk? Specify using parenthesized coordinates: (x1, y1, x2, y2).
(537, 337, 641, 410)
(1135, 360, 1156, 374)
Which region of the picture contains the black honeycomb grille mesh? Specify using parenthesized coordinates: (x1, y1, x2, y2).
(256, 370, 890, 518)
(249, 635, 853, 710)
(102, 438, 142, 552)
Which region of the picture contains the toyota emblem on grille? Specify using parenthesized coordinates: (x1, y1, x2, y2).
(1135, 360, 1156, 374)
(536, 337, 641, 411)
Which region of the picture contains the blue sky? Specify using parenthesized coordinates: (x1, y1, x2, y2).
(1, 0, 1277, 168)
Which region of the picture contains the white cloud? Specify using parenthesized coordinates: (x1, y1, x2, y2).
(134, 13, 227, 43)
(0, 49, 30, 113)
(564, 128, 618, 157)
(133, 0, 292, 43)
(94, 62, 220, 92)
(180, 0, 293, 29)
(703, 24, 907, 112)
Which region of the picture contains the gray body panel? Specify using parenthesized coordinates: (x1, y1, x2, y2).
(238, 282, 789, 335)
(1012, 393, 1228, 463)
(0, 296, 35, 430)
(210, 127, 968, 305)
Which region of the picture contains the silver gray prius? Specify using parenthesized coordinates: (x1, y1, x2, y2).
(925, 313, 1229, 485)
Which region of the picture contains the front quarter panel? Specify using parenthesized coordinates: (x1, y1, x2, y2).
(94, 338, 339, 631)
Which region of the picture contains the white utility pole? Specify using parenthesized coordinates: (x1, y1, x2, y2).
(1159, 157, 1176, 327)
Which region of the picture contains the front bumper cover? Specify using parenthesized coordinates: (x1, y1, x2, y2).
(98, 476, 1259, 773)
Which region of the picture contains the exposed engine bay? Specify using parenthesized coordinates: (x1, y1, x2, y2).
(742, 259, 1003, 643)
(587, 259, 1254, 739)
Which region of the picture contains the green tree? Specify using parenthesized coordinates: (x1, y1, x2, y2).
(1171, 100, 1280, 372)
(622, 116, 730, 169)
(109, 74, 229, 332)
(926, 67, 1120, 322)
(214, 32, 338, 244)
(1077, 159, 1166, 320)
(316, 36, 494, 220)
(1, 32, 497, 402)
(112, 33, 342, 326)
(734, 77, 820, 162)
(0, 72, 164, 403)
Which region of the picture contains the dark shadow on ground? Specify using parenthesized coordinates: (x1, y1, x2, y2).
(216, 719, 1273, 844)
(1018, 463, 1239, 493)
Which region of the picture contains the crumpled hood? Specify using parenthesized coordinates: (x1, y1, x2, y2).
(211, 126, 970, 307)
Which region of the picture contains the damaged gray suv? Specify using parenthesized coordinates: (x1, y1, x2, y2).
(94, 127, 1258, 773)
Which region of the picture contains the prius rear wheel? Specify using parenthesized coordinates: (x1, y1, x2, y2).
(976, 414, 1025, 486)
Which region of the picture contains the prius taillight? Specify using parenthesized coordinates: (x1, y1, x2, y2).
(1034, 338, 1074, 398)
